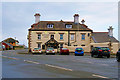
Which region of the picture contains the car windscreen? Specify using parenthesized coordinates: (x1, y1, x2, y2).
(100, 47, 109, 50)
(76, 48, 83, 50)
(47, 48, 54, 50)
(34, 48, 41, 50)
(62, 48, 68, 50)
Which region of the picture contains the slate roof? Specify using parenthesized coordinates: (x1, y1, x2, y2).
(29, 21, 92, 31)
(92, 32, 119, 43)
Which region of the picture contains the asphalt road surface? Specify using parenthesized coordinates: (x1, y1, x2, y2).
(1, 49, 120, 79)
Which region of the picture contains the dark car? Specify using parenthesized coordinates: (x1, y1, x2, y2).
(116, 49, 120, 62)
(75, 48, 84, 56)
(91, 47, 110, 58)
(60, 48, 69, 55)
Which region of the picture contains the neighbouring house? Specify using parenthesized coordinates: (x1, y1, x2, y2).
(0, 42, 3, 51)
(28, 13, 120, 54)
(1, 38, 24, 50)
(91, 30, 119, 53)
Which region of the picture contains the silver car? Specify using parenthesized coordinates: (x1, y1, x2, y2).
(46, 47, 55, 55)
(32, 48, 42, 54)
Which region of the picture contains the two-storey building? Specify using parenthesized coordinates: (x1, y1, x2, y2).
(28, 13, 93, 52)
(28, 13, 119, 53)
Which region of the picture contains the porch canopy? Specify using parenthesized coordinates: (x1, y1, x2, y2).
(45, 39, 59, 49)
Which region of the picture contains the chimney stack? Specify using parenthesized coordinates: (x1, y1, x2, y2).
(108, 26, 113, 37)
(74, 14, 79, 24)
(34, 13, 40, 23)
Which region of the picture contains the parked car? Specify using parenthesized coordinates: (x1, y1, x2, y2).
(60, 48, 69, 55)
(32, 48, 42, 54)
(46, 47, 55, 55)
(91, 47, 110, 58)
(75, 48, 84, 56)
(116, 49, 120, 62)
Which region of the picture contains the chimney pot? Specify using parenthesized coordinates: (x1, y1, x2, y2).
(108, 26, 113, 37)
(81, 19, 85, 24)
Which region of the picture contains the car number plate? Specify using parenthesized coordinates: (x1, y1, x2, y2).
(104, 51, 107, 52)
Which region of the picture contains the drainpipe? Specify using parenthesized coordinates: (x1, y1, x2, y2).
(68, 31, 70, 46)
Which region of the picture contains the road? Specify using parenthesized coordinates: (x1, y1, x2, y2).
(1, 49, 120, 79)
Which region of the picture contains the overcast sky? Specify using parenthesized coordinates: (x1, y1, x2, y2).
(1, 2, 118, 46)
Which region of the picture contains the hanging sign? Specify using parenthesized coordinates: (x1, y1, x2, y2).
(65, 31, 68, 34)
(45, 31, 48, 34)
(55, 31, 58, 34)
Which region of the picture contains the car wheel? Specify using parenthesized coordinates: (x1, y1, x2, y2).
(75, 54, 77, 56)
(82, 54, 84, 56)
(91, 54, 94, 57)
(107, 55, 110, 58)
(96, 54, 99, 58)
(116, 56, 120, 62)
(117, 59, 120, 62)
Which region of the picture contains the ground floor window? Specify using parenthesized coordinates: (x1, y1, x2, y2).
(38, 43, 41, 48)
(60, 44, 63, 48)
(81, 44, 85, 46)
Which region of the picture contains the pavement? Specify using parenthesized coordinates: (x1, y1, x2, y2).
(1, 49, 120, 79)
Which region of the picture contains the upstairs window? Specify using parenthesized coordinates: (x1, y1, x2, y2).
(65, 24, 72, 28)
(71, 34, 74, 40)
(81, 34, 85, 40)
(47, 24, 54, 28)
(38, 34, 41, 40)
(60, 34, 63, 40)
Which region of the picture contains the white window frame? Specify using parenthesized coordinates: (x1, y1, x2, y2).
(47, 24, 54, 28)
(60, 34, 63, 40)
(66, 24, 72, 28)
(81, 34, 85, 40)
(38, 34, 41, 40)
(71, 34, 74, 40)
(60, 44, 63, 48)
